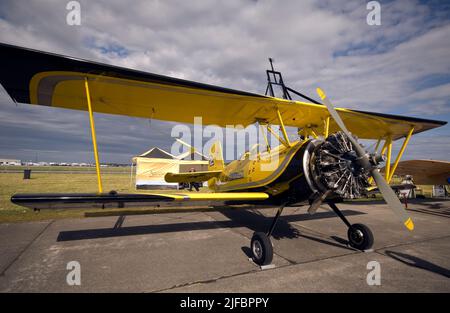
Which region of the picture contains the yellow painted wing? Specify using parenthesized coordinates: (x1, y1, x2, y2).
(165, 170, 222, 183)
(0, 43, 446, 141)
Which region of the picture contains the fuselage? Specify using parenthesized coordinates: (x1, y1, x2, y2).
(208, 139, 321, 205)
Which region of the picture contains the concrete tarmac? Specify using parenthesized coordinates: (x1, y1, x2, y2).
(0, 199, 449, 292)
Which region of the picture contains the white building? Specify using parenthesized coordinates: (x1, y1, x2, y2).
(0, 158, 21, 165)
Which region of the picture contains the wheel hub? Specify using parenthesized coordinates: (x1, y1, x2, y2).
(252, 240, 263, 260)
(350, 228, 364, 245)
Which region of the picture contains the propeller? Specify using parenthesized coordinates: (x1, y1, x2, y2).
(316, 88, 414, 231)
(308, 190, 331, 215)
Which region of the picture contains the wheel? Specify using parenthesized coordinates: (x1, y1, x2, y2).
(347, 223, 374, 250)
(250, 232, 273, 266)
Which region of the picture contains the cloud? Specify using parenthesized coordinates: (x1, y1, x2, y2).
(0, 0, 449, 163)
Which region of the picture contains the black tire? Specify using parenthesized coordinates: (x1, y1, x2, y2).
(250, 232, 273, 266)
(347, 223, 374, 250)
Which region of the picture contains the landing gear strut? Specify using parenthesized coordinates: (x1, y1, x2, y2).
(328, 202, 374, 250)
(250, 201, 374, 265)
(250, 203, 286, 266)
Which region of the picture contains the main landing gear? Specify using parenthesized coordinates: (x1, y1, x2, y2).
(250, 204, 286, 266)
(250, 202, 374, 266)
(328, 203, 374, 250)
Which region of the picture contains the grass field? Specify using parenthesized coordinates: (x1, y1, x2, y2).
(0, 170, 436, 223)
(0, 172, 138, 223)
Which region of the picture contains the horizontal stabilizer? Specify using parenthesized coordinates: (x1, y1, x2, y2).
(164, 170, 222, 183)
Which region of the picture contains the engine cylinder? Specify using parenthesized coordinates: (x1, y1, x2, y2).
(230, 134, 373, 206)
(305, 132, 371, 199)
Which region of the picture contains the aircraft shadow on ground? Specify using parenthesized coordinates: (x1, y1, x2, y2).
(385, 250, 450, 278)
(412, 202, 450, 217)
(57, 208, 365, 246)
(344, 199, 450, 217)
(217, 208, 357, 251)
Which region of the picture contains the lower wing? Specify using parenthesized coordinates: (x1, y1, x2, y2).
(11, 191, 269, 210)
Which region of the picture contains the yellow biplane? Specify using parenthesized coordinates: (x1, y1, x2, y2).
(0, 43, 446, 265)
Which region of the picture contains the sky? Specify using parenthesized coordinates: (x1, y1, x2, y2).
(0, 0, 449, 164)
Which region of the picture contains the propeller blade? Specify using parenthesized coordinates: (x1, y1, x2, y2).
(316, 88, 365, 157)
(371, 169, 414, 230)
(308, 190, 332, 215)
(316, 88, 414, 231)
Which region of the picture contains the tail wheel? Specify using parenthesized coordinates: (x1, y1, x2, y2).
(347, 223, 374, 250)
(250, 232, 273, 266)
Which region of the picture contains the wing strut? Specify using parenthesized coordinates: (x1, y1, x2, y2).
(276, 109, 291, 147)
(388, 127, 414, 183)
(323, 116, 330, 138)
(84, 78, 103, 193)
(385, 135, 393, 181)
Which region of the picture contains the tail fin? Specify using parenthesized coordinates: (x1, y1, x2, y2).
(208, 141, 224, 171)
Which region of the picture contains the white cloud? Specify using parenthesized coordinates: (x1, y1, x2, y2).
(0, 0, 448, 162)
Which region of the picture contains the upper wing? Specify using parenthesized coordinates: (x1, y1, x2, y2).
(389, 160, 450, 185)
(165, 170, 222, 183)
(11, 191, 269, 210)
(0, 43, 446, 140)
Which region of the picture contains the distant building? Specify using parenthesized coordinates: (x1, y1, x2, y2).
(0, 158, 21, 165)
